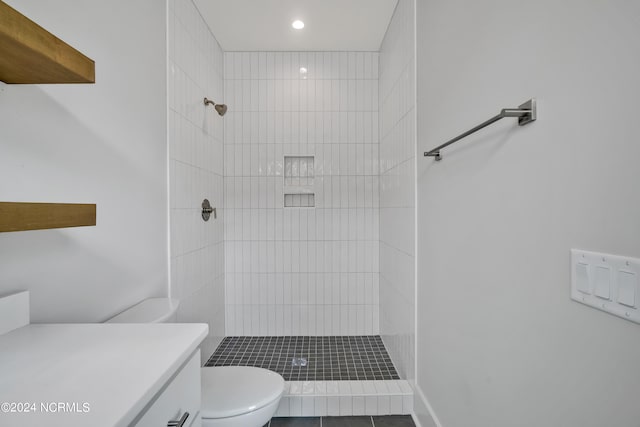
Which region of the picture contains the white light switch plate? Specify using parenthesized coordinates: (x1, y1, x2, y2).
(571, 249, 640, 324)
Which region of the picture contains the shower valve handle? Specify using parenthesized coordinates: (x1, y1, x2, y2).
(201, 199, 216, 221)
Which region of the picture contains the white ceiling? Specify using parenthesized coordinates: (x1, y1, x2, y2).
(193, 0, 398, 51)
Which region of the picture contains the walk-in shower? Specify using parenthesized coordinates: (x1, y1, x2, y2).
(169, 0, 416, 419)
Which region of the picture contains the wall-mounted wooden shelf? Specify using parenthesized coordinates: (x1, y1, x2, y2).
(0, 202, 96, 232)
(0, 1, 95, 84)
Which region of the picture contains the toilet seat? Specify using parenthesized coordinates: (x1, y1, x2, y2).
(201, 366, 284, 419)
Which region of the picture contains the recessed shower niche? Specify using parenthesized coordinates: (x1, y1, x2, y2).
(283, 156, 315, 208)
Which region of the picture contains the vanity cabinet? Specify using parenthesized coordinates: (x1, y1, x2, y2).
(0, 314, 208, 427)
(135, 350, 202, 427)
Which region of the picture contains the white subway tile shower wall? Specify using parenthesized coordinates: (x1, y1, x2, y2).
(168, 0, 225, 357)
(379, 0, 416, 381)
(224, 52, 380, 336)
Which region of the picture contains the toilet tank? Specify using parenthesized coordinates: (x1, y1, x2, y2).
(106, 298, 180, 323)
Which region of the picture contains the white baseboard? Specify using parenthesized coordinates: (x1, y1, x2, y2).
(412, 382, 443, 427)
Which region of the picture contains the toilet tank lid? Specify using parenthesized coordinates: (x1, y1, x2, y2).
(106, 298, 180, 323)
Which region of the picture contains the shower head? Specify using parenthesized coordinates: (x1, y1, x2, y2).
(214, 104, 227, 116)
(203, 97, 227, 116)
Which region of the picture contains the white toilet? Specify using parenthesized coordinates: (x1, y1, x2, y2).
(107, 298, 285, 427)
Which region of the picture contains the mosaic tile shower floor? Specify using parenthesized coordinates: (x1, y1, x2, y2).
(205, 336, 400, 381)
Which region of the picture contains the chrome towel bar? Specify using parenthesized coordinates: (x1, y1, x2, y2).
(424, 98, 537, 161)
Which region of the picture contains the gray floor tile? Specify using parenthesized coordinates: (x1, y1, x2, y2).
(323, 415, 373, 426)
(270, 417, 321, 427)
(372, 415, 416, 427)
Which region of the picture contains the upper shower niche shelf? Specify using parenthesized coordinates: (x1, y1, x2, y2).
(0, 1, 95, 84)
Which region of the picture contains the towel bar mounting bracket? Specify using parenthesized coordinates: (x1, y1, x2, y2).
(516, 98, 536, 126)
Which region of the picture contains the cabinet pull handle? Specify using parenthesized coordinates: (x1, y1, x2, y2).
(167, 411, 189, 427)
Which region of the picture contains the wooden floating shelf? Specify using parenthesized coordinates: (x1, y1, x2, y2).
(0, 202, 96, 233)
(0, 1, 95, 84)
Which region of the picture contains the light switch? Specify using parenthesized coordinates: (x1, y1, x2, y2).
(571, 249, 640, 325)
(617, 270, 637, 307)
(575, 262, 590, 294)
(594, 266, 611, 300)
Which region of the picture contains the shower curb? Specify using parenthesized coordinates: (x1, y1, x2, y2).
(276, 379, 413, 417)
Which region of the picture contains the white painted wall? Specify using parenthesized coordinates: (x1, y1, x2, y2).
(379, 0, 416, 381)
(416, 1, 640, 426)
(0, 0, 168, 322)
(223, 52, 380, 335)
(168, 0, 225, 360)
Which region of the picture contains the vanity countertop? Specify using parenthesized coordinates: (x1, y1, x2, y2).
(0, 323, 208, 427)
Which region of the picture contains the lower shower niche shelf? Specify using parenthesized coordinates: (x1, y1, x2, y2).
(284, 193, 315, 208)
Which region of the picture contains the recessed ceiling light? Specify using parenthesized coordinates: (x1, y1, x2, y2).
(299, 67, 307, 74)
(292, 20, 305, 30)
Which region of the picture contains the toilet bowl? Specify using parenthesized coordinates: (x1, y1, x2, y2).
(107, 298, 285, 427)
(201, 366, 284, 427)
